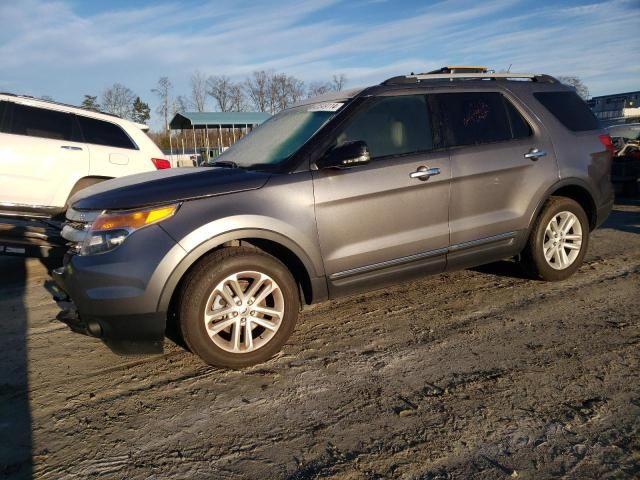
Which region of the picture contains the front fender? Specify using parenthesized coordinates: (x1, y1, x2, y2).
(155, 224, 324, 312)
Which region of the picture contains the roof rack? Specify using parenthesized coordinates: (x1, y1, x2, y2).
(0, 92, 122, 119)
(382, 71, 557, 85)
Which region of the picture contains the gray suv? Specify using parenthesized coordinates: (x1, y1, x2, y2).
(55, 69, 614, 368)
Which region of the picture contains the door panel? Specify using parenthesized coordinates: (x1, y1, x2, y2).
(442, 93, 558, 252)
(448, 137, 556, 245)
(0, 115, 88, 208)
(313, 151, 450, 296)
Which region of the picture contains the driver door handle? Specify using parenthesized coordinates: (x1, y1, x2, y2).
(410, 166, 440, 180)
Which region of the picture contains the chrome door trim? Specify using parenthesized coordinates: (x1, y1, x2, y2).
(447, 231, 517, 252)
(329, 231, 518, 280)
(329, 247, 448, 280)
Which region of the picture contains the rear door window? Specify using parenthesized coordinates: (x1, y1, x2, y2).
(436, 92, 512, 147)
(9, 103, 77, 141)
(336, 95, 433, 159)
(534, 91, 600, 132)
(77, 115, 137, 149)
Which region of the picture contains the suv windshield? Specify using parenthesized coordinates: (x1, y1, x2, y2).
(211, 103, 342, 170)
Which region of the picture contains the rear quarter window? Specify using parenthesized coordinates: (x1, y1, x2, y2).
(534, 91, 600, 132)
(77, 115, 137, 149)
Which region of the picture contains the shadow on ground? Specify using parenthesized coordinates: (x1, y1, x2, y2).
(0, 257, 32, 480)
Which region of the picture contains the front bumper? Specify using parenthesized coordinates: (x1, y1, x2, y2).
(53, 223, 185, 353)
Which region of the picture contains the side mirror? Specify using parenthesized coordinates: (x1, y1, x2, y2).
(317, 140, 371, 169)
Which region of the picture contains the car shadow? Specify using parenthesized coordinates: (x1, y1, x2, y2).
(470, 258, 533, 281)
(0, 257, 33, 480)
(602, 203, 640, 235)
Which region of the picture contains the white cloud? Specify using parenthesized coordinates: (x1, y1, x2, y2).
(1, 0, 638, 128)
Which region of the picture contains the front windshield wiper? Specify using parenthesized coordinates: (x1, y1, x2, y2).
(208, 160, 240, 169)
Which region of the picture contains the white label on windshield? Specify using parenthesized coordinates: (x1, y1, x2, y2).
(308, 102, 343, 112)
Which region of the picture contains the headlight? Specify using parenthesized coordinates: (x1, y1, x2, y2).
(80, 204, 179, 255)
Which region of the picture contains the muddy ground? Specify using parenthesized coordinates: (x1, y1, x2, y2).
(1, 202, 639, 480)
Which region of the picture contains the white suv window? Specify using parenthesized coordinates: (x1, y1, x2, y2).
(8, 103, 78, 141)
(76, 115, 137, 150)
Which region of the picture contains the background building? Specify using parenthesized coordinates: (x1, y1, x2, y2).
(588, 91, 640, 125)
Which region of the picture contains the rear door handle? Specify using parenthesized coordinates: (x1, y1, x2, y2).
(61, 145, 83, 151)
(524, 148, 546, 160)
(410, 166, 440, 180)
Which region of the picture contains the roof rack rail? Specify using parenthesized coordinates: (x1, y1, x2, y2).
(382, 72, 558, 85)
(0, 92, 122, 119)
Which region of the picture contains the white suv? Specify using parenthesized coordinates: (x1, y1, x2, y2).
(0, 93, 169, 218)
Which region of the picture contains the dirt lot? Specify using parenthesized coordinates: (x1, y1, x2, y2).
(1, 203, 639, 480)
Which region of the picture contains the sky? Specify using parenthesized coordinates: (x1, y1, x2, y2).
(1, 0, 639, 130)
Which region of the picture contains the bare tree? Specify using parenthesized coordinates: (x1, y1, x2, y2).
(172, 95, 189, 116)
(152, 77, 173, 131)
(557, 76, 590, 100)
(288, 76, 306, 105)
(229, 83, 246, 112)
(307, 81, 332, 98)
(190, 70, 207, 112)
(244, 70, 271, 113)
(331, 73, 347, 92)
(101, 83, 135, 119)
(268, 73, 306, 113)
(207, 75, 234, 112)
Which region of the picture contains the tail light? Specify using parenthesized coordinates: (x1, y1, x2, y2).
(598, 134, 615, 155)
(151, 158, 171, 170)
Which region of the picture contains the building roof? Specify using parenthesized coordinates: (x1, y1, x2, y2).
(170, 111, 271, 129)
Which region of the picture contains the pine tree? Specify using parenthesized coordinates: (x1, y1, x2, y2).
(131, 97, 151, 124)
(80, 95, 100, 112)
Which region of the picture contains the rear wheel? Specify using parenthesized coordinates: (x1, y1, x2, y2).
(522, 196, 589, 281)
(179, 247, 300, 368)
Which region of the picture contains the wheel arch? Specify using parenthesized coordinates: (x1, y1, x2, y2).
(530, 178, 598, 233)
(158, 229, 327, 315)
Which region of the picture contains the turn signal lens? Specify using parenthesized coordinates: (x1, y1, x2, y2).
(80, 204, 179, 255)
(92, 205, 178, 231)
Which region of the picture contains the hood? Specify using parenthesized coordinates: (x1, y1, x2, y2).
(71, 167, 271, 211)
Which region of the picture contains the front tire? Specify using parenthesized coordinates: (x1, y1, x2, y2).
(178, 247, 300, 368)
(522, 197, 590, 281)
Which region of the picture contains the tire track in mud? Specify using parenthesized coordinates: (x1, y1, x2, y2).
(3, 207, 639, 479)
(29, 262, 640, 479)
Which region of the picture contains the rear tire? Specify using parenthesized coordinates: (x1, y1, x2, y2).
(521, 197, 589, 281)
(178, 247, 300, 368)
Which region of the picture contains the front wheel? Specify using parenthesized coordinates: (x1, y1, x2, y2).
(178, 247, 300, 368)
(521, 197, 590, 281)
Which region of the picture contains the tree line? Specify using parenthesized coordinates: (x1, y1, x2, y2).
(82, 71, 347, 132)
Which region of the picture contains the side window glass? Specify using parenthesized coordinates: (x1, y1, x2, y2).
(336, 95, 433, 159)
(438, 92, 511, 147)
(10, 103, 75, 141)
(504, 98, 531, 139)
(77, 116, 136, 149)
(0, 101, 7, 131)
